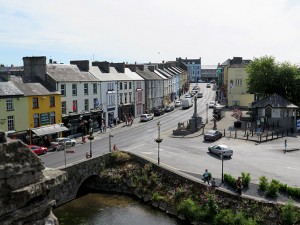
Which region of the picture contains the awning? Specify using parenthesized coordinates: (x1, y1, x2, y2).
(31, 124, 69, 136)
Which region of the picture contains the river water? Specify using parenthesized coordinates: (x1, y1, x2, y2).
(53, 193, 186, 225)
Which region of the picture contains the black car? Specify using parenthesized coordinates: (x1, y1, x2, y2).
(164, 105, 175, 112)
(154, 108, 165, 116)
(204, 130, 222, 141)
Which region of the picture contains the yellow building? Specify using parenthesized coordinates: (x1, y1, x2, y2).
(10, 76, 66, 145)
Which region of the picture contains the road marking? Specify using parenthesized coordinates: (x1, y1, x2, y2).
(286, 167, 300, 170)
(125, 144, 145, 151)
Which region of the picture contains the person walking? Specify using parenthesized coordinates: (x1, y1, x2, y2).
(203, 169, 210, 184)
(236, 177, 243, 195)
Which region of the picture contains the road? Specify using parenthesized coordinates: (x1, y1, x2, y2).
(42, 83, 300, 187)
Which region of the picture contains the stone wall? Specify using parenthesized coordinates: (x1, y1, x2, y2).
(0, 134, 66, 225)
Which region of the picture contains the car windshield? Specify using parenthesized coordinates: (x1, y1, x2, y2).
(207, 130, 215, 134)
(210, 101, 215, 104)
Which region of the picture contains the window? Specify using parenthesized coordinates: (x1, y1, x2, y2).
(129, 82, 132, 89)
(72, 84, 77, 96)
(72, 100, 77, 113)
(129, 92, 132, 103)
(84, 83, 88, 95)
(124, 82, 127, 90)
(50, 112, 55, 124)
(137, 81, 141, 89)
(50, 96, 55, 107)
(84, 99, 89, 111)
(94, 98, 99, 109)
(7, 115, 14, 131)
(61, 84, 66, 96)
(120, 82, 123, 90)
(62, 101, 66, 114)
(32, 97, 39, 108)
(33, 114, 39, 127)
(93, 83, 97, 94)
(120, 93, 123, 104)
(6, 98, 13, 111)
(235, 79, 242, 86)
(124, 93, 127, 103)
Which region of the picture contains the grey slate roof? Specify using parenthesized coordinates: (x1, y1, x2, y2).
(135, 68, 163, 80)
(0, 81, 24, 96)
(47, 64, 99, 82)
(252, 93, 298, 108)
(10, 76, 60, 96)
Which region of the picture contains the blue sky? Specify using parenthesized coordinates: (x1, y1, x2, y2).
(0, 0, 299, 66)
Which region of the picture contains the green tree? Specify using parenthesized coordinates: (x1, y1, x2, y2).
(246, 56, 300, 105)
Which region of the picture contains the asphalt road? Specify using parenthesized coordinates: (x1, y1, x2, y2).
(42, 83, 300, 188)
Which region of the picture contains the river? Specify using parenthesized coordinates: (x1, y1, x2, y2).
(53, 193, 186, 225)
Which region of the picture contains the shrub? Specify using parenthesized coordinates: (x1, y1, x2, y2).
(151, 192, 165, 202)
(259, 176, 268, 191)
(286, 186, 300, 199)
(224, 173, 236, 189)
(111, 151, 131, 162)
(177, 198, 205, 222)
(279, 182, 288, 192)
(241, 172, 251, 188)
(265, 179, 280, 198)
(204, 194, 219, 220)
(213, 209, 235, 225)
(281, 201, 299, 225)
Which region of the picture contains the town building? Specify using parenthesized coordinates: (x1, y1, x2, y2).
(176, 57, 201, 83)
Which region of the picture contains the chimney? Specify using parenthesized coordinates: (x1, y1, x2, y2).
(70, 60, 90, 72)
(23, 56, 46, 81)
(148, 65, 155, 72)
(92, 61, 110, 73)
(125, 64, 137, 72)
(49, 59, 53, 64)
(111, 62, 125, 73)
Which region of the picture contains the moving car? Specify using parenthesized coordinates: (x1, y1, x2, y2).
(140, 114, 154, 122)
(153, 108, 165, 116)
(28, 145, 48, 155)
(164, 105, 175, 112)
(175, 100, 182, 107)
(185, 94, 192, 98)
(208, 144, 233, 158)
(208, 101, 217, 108)
(204, 130, 222, 141)
(182, 98, 193, 109)
(50, 137, 76, 151)
(197, 92, 203, 98)
(206, 83, 211, 88)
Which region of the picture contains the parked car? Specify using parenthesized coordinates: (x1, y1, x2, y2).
(193, 85, 200, 91)
(204, 130, 222, 141)
(197, 92, 203, 98)
(208, 101, 217, 108)
(28, 145, 48, 155)
(153, 108, 165, 116)
(50, 137, 76, 151)
(175, 100, 182, 107)
(140, 114, 154, 122)
(185, 94, 192, 98)
(208, 144, 233, 158)
(206, 83, 211, 88)
(164, 105, 175, 112)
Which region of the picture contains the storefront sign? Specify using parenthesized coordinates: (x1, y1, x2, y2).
(40, 113, 50, 125)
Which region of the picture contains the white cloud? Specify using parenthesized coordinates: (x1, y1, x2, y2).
(0, 0, 299, 65)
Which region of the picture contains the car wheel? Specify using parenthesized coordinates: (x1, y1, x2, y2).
(209, 149, 211, 153)
(43, 150, 47, 155)
(72, 143, 75, 146)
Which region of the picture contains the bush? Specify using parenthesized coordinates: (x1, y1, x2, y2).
(265, 179, 280, 198)
(177, 198, 205, 222)
(241, 172, 251, 188)
(151, 192, 165, 202)
(259, 176, 268, 191)
(111, 151, 131, 162)
(286, 186, 300, 199)
(224, 173, 236, 189)
(213, 209, 257, 225)
(281, 201, 299, 225)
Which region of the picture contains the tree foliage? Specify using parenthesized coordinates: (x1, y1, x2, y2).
(245, 56, 300, 105)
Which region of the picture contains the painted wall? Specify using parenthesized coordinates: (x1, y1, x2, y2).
(0, 97, 28, 132)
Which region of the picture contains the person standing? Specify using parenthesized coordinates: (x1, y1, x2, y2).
(236, 177, 243, 195)
(203, 169, 210, 184)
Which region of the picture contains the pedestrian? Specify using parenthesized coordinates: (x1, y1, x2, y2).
(124, 114, 127, 125)
(236, 177, 243, 195)
(211, 178, 218, 188)
(203, 169, 210, 184)
(102, 122, 106, 132)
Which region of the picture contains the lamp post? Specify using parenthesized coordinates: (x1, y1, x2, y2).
(221, 152, 224, 183)
(87, 132, 94, 157)
(155, 121, 163, 165)
(206, 103, 208, 124)
(109, 133, 114, 152)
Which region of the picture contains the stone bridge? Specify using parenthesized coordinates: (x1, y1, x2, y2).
(51, 153, 111, 206)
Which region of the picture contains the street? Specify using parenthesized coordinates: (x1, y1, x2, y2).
(42, 83, 300, 188)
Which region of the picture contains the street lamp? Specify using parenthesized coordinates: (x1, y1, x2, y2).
(87, 132, 94, 157)
(109, 133, 114, 152)
(206, 103, 208, 124)
(221, 152, 224, 183)
(155, 121, 163, 165)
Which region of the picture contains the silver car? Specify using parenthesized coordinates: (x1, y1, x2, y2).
(208, 144, 233, 158)
(140, 114, 154, 122)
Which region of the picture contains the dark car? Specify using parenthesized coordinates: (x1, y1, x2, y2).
(164, 105, 175, 112)
(154, 108, 165, 116)
(204, 130, 222, 141)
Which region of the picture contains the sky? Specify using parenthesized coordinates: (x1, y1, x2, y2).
(0, 0, 300, 66)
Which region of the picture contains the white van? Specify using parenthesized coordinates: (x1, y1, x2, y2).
(182, 98, 193, 109)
